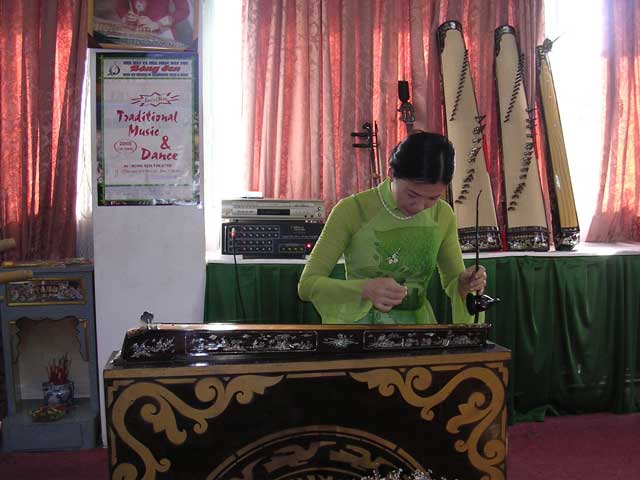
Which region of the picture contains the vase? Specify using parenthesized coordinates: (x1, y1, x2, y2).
(42, 381, 74, 406)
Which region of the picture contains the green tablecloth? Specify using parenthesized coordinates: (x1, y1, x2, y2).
(205, 254, 640, 420)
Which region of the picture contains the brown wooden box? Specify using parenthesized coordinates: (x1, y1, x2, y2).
(104, 324, 510, 480)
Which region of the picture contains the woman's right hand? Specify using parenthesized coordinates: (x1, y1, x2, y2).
(362, 278, 408, 312)
(136, 15, 160, 31)
(125, 11, 139, 25)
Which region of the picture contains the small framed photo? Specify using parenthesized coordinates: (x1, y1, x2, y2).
(88, 0, 199, 51)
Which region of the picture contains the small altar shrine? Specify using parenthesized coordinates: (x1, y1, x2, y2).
(0, 261, 100, 452)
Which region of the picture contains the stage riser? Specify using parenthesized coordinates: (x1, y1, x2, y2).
(205, 253, 640, 421)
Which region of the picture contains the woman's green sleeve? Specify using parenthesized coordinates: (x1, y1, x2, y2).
(298, 198, 371, 323)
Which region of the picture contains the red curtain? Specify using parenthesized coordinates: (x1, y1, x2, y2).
(587, 0, 640, 242)
(241, 0, 545, 217)
(0, 0, 87, 260)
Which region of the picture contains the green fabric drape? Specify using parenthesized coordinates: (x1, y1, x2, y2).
(204, 255, 640, 419)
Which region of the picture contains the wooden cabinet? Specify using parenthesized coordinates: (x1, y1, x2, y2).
(0, 263, 99, 452)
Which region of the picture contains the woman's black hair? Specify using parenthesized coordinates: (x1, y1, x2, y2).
(388, 131, 455, 184)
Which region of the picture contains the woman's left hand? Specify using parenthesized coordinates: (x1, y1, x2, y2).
(458, 265, 487, 298)
(137, 16, 160, 31)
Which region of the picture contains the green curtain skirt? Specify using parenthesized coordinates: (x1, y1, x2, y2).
(205, 255, 640, 420)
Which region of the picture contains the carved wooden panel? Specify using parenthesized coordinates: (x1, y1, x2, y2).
(105, 346, 511, 480)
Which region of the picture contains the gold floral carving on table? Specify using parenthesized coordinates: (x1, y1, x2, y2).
(110, 375, 284, 480)
(208, 425, 425, 480)
(349, 366, 506, 480)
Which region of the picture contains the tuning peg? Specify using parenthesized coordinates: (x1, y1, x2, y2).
(140, 311, 155, 330)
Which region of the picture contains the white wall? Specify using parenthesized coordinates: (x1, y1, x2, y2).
(90, 52, 206, 446)
(93, 207, 205, 445)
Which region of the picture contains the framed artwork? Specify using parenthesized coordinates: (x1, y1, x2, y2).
(89, 0, 199, 51)
(96, 52, 200, 206)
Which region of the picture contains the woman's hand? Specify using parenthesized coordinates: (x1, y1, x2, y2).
(124, 11, 140, 25)
(458, 265, 487, 298)
(362, 278, 408, 312)
(136, 16, 160, 31)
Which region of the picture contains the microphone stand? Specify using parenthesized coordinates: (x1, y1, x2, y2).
(398, 80, 415, 133)
(466, 191, 500, 321)
(473, 191, 481, 324)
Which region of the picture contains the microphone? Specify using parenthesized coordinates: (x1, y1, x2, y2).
(398, 80, 410, 102)
(465, 191, 500, 319)
(398, 81, 415, 125)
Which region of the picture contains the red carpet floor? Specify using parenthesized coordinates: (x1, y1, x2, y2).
(507, 412, 640, 480)
(0, 412, 639, 479)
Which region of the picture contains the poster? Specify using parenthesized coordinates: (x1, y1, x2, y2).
(96, 52, 199, 205)
(88, 0, 198, 51)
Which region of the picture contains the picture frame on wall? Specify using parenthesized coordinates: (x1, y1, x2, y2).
(95, 51, 200, 206)
(88, 0, 199, 51)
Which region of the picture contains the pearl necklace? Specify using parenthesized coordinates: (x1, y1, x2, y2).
(376, 186, 416, 221)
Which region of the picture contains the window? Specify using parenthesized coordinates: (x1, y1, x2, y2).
(202, 0, 244, 257)
(544, 0, 604, 238)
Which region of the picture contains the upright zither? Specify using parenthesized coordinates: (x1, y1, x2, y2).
(494, 26, 549, 251)
(536, 40, 580, 249)
(437, 21, 500, 251)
